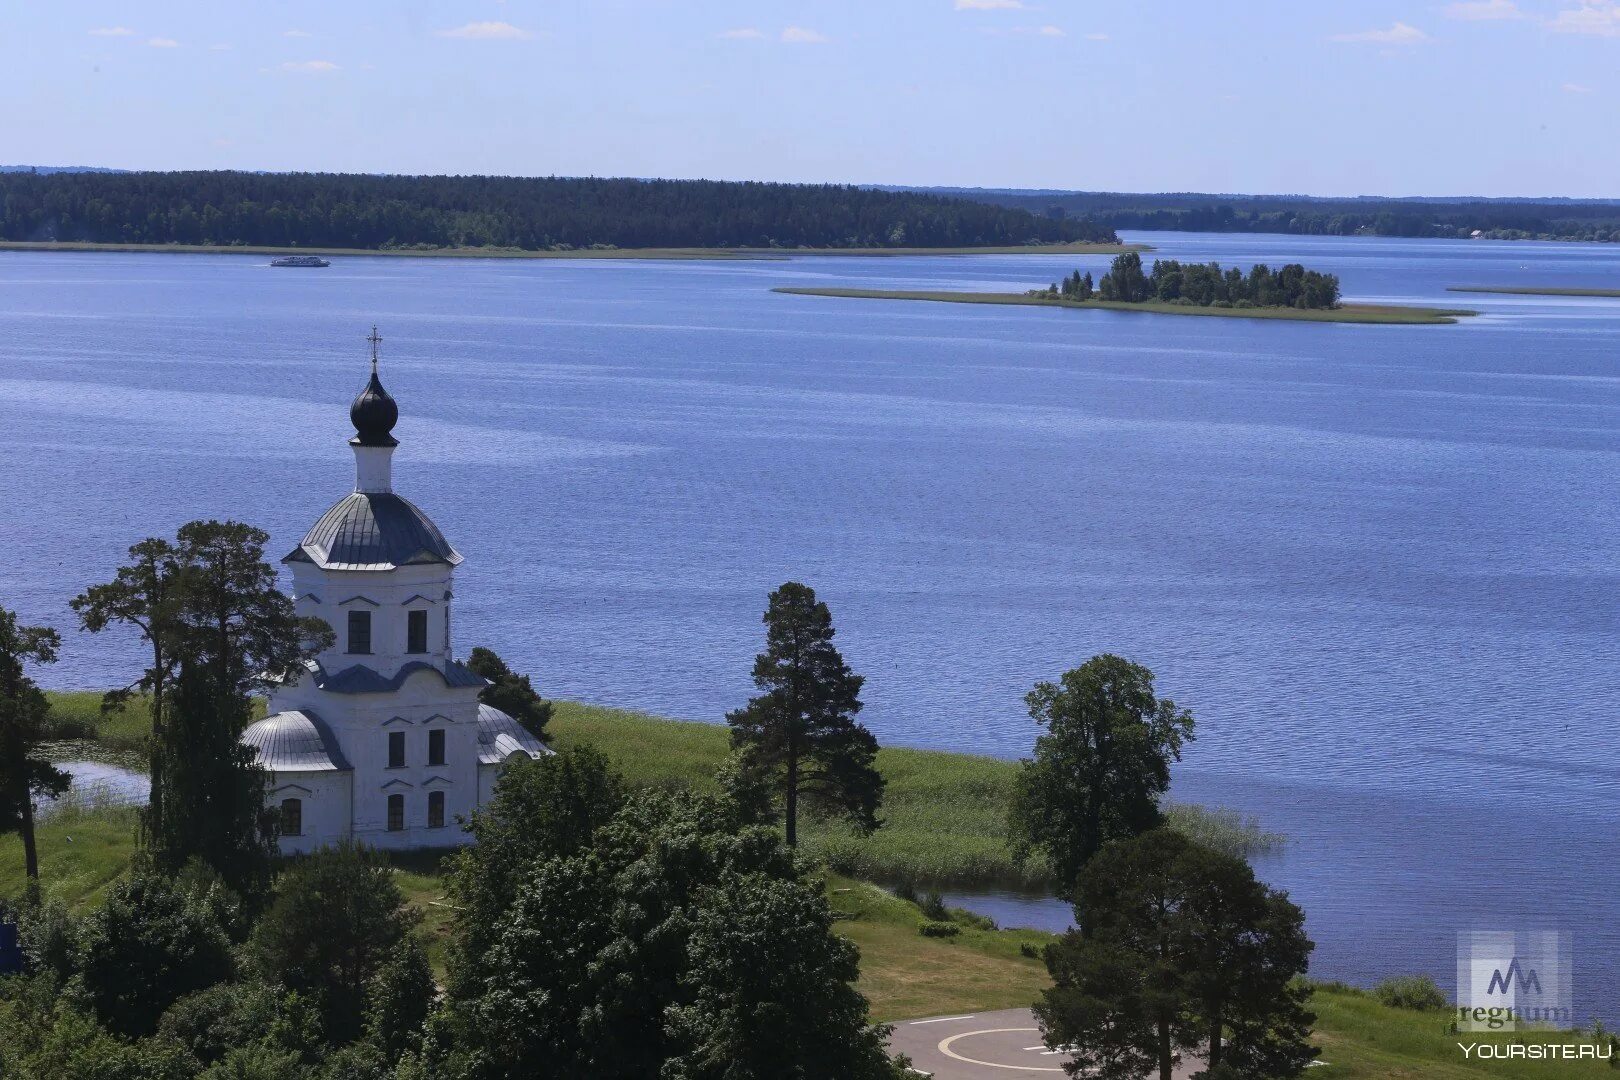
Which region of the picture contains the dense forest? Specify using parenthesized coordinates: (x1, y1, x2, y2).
(0, 171, 1117, 251)
(947, 189, 1620, 243)
(1038, 253, 1340, 310)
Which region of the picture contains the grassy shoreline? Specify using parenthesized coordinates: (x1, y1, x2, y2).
(776, 286, 1478, 324)
(0, 239, 1145, 262)
(39, 691, 1277, 891)
(1448, 285, 1620, 298)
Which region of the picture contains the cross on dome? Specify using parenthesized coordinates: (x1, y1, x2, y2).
(350, 324, 399, 448)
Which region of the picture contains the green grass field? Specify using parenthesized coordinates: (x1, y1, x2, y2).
(775, 286, 1479, 324)
(1448, 285, 1620, 298)
(545, 700, 1279, 890)
(40, 690, 159, 752)
(0, 239, 1142, 261)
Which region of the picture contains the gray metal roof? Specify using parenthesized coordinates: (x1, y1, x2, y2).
(242, 710, 352, 772)
(307, 658, 486, 695)
(284, 491, 462, 571)
(476, 703, 551, 765)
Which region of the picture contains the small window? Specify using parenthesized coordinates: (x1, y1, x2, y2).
(347, 610, 372, 654)
(428, 790, 445, 829)
(387, 794, 404, 832)
(280, 798, 302, 837)
(388, 730, 405, 768)
(428, 728, 445, 766)
(407, 609, 428, 654)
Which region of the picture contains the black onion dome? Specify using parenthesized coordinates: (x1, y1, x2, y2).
(350, 371, 399, 447)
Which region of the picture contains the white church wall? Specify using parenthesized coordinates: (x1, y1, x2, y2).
(291, 562, 457, 675)
(268, 771, 351, 855)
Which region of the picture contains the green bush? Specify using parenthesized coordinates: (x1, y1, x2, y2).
(918, 922, 959, 938)
(1373, 975, 1447, 1011)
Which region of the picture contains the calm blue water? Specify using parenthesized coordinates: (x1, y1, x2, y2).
(3, 232, 1619, 1017)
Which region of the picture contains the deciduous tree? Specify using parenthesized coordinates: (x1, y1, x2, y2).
(444, 746, 625, 1001)
(76, 873, 235, 1038)
(465, 646, 553, 743)
(1008, 654, 1194, 904)
(1035, 829, 1317, 1080)
(248, 842, 418, 1046)
(443, 787, 905, 1078)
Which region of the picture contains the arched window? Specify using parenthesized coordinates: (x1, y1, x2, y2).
(387, 793, 404, 831)
(280, 798, 302, 837)
(428, 790, 445, 829)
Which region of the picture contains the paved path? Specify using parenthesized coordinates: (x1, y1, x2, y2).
(889, 1009, 1201, 1079)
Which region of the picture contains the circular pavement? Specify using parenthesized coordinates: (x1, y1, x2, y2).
(888, 1009, 1203, 1079)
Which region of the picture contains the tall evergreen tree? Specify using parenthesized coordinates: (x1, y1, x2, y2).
(1008, 655, 1194, 905)
(173, 520, 327, 706)
(78, 520, 331, 891)
(71, 537, 188, 846)
(727, 582, 882, 847)
(0, 607, 66, 886)
(149, 657, 277, 895)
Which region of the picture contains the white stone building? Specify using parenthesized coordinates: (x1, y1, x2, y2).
(241, 336, 547, 854)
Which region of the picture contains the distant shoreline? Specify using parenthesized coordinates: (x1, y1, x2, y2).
(775, 286, 1478, 325)
(0, 239, 1146, 262)
(1449, 285, 1620, 298)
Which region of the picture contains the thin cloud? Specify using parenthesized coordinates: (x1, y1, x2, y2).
(718, 27, 765, 39)
(956, 0, 1025, 8)
(1329, 22, 1429, 44)
(88, 26, 135, 37)
(1444, 0, 1524, 18)
(1563, 81, 1595, 92)
(1038, 25, 1065, 36)
(284, 29, 313, 38)
(280, 60, 340, 72)
(1549, 2, 1620, 35)
(1085, 31, 1110, 40)
(436, 21, 533, 40)
(780, 26, 829, 43)
(147, 37, 180, 48)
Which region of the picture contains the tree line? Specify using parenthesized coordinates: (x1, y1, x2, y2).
(0, 170, 1118, 251)
(1040, 253, 1341, 310)
(0, 523, 1318, 1077)
(971, 189, 1620, 243)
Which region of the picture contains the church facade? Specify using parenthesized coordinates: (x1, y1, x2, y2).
(241, 335, 547, 854)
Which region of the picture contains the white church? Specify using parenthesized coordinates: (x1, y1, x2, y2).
(241, 332, 548, 853)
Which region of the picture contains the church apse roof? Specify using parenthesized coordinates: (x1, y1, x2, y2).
(243, 710, 351, 772)
(476, 703, 551, 765)
(285, 491, 463, 571)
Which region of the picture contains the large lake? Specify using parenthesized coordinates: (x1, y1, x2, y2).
(3, 232, 1618, 1018)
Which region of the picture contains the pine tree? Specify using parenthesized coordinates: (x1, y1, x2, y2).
(71, 537, 188, 845)
(727, 582, 883, 847)
(0, 607, 66, 887)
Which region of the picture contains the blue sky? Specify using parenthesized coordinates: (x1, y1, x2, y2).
(4, 0, 1617, 196)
